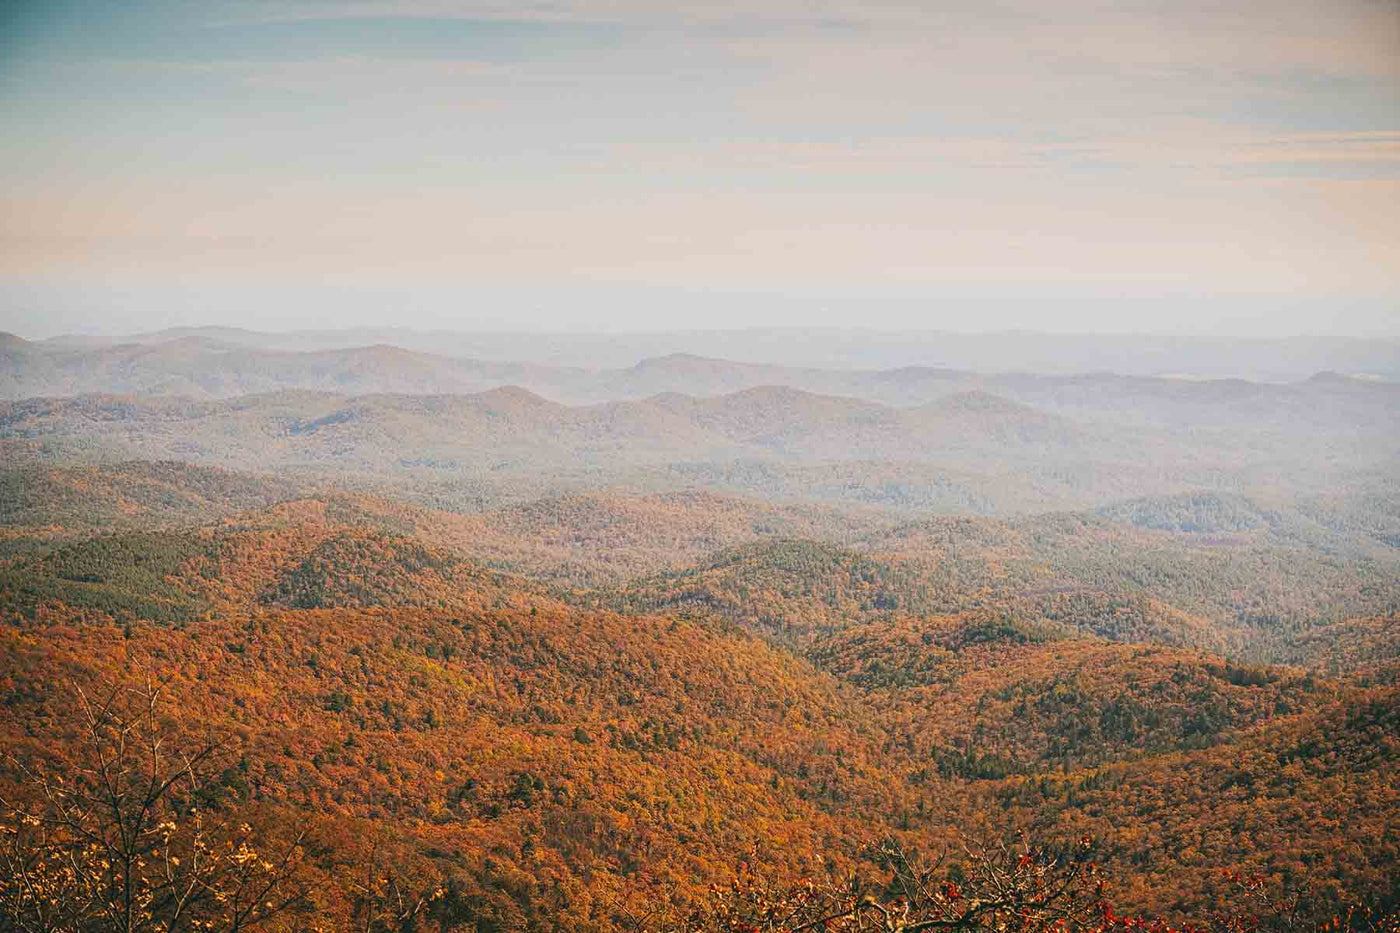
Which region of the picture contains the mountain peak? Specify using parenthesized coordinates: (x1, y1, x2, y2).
(630, 352, 723, 371)
(930, 390, 1032, 414)
(471, 384, 554, 409)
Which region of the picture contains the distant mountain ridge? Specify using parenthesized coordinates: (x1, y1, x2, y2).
(8, 326, 1400, 392)
(21, 325, 1400, 380)
(5, 331, 1398, 413)
(3, 376, 1397, 520)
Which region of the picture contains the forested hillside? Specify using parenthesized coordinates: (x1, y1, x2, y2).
(6, 0, 1399, 922)
(2, 339, 1397, 932)
(2, 477, 1397, 931)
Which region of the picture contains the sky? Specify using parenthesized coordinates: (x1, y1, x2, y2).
(1, 0, 1397, 337)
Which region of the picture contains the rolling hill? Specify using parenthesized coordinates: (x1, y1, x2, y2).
(3, 331, 1399, 931)
(1, 487, 1396, 928)
(4, 376, 1395, 519)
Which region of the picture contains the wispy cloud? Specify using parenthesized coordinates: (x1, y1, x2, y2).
(219, 0, 1400, 79)
(78, 55, 512, 92)
(581, 129, 1400, 186)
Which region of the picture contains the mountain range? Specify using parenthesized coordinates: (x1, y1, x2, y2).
(2, 328, 1398, 931)
(18, 326, 1400, 382)
(8, 329, 1400, 403)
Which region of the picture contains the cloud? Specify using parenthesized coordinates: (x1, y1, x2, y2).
(1048, 130, 1400, 175)
(87, 55, 512, 92)
(216, 0, 1400, 80)
(572, 128, 1400, 189)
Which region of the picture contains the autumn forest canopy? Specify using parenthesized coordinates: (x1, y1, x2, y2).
(0, 329, 1397, 933)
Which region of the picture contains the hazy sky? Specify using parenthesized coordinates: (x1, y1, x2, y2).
(2, 0, 1397, 337)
